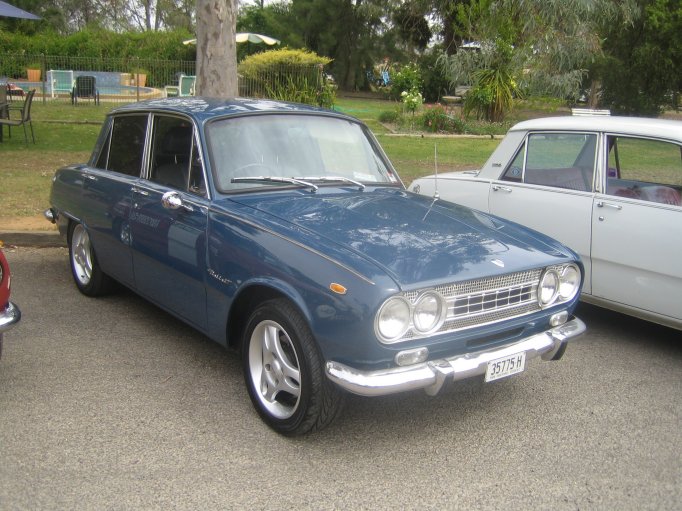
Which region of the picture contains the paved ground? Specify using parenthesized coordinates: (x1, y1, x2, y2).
(1, 247, 680, 510)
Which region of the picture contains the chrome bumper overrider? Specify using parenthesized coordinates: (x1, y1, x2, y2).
(326, 317, 586, 397)
(0, 302, 21, 334)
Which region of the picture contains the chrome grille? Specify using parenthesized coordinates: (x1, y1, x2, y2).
(402, 269, 543, 340)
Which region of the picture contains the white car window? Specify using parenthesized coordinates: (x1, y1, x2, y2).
(502, 133, 597, 192)
(606, 136, 682, 206)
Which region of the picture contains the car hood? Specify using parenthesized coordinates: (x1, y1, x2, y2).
(227, 187, 573, 288)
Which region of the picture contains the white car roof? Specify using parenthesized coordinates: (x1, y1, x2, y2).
(511, 116, 682, 141)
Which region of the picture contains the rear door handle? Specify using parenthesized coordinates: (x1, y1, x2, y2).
(492, 185, 512, 193)
(597, 201, 622, 210)
(132, 187, 149, 197)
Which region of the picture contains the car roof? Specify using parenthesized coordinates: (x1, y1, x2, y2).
(510, 115, 682, 141)
(110, 96, 358, 124)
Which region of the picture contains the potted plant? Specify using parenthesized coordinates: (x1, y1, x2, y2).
(26, 63, 41, 82)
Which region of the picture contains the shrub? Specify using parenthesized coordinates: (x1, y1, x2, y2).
(239, 48, 335, 107)
(449, 116, 469, 134)
(378, 109, 401, 123)
(316, 80, 337, 109)
(0, 28, 195, 61)
(389, 63, 423, 100)
(401, 88, 423, 114)
(421, 104, 450, 132)
(238, 47, 331, 74)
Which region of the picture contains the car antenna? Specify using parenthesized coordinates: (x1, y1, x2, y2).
(422, 143, 440, 222)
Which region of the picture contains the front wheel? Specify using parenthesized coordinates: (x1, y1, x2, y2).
(242, 298, 345, 435)
(68, 222, 114, 297)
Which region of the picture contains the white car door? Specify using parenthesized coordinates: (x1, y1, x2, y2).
(488, 132, 598, 293)
(590, 134, 682, 324)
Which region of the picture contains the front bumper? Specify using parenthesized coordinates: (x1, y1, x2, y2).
(0, 302, 21, 334)
(326, 316, 585, 397)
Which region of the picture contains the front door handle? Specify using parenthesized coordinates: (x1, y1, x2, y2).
(162, 191, 194, 212)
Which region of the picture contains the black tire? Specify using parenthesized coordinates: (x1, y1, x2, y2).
(68, 222, 114, 297)
(242, 298, 345, 435)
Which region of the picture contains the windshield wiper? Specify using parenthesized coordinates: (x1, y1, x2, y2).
(231, 176, 318, 192)
(293, 176, 366, 191)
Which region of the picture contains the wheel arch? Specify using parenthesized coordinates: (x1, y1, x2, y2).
(64, 213, 83, 244)
(226, 280, 312, 351)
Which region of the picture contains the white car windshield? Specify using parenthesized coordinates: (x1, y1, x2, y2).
(205, 114, 399, 192)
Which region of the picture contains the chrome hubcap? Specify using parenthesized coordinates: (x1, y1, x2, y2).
(71, 225, 93, 286)
(248, 320, 301, 419)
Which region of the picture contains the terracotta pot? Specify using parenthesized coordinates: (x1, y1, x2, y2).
(26, 68, 41, 82)
(132, 73, 147, 87)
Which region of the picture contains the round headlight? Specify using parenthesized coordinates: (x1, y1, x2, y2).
(559, 264, 581, 301)
(376, 297, 411, 342)
(538, 269, 559, 307)
(413, 292, 445, 333)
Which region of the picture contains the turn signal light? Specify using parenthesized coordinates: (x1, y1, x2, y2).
(395, 347, 428, 366)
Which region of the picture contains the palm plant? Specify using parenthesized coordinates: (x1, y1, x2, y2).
(464, 67, 519, 122)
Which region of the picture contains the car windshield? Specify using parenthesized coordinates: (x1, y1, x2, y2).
(205, 114, 400, 192)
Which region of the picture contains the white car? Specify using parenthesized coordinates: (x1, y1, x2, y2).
(411, 115, 682, 330)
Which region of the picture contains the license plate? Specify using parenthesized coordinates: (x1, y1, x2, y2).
(485, 352, 526, 382)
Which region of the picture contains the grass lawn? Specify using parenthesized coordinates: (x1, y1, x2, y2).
(1, 96, 507, 228)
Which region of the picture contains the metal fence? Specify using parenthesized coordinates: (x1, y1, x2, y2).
(1, 53, 328, 104)
(1, 53, 195, 103)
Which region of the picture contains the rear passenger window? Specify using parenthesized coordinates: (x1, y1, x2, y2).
(104, 115, 149, 177)
(606, 136, 682, 206)
(502, 133, 597, 192)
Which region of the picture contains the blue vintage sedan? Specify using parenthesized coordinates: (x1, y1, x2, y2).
(46, 98, 585, 435)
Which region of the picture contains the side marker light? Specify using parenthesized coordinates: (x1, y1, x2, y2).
(329, 283, 347, 295)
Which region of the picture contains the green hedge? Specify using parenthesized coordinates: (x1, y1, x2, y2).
(238, 48, 331, 73)
(0, 28, 195, 61)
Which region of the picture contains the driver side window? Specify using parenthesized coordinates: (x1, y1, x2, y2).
(149, 116, 206, 196)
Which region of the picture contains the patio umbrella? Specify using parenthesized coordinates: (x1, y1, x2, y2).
(0, 0, 40, 19)
(183, 33, 280, 46)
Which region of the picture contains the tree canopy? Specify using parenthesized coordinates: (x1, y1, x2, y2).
(2, 0, 680, 114)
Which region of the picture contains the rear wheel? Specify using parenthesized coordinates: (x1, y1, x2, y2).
(68, 222, 114, 296)
(242, 298, 345, 435)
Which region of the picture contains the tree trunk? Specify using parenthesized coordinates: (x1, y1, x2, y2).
(588, 79, 601, 109)
(196, 0, 239, 97)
